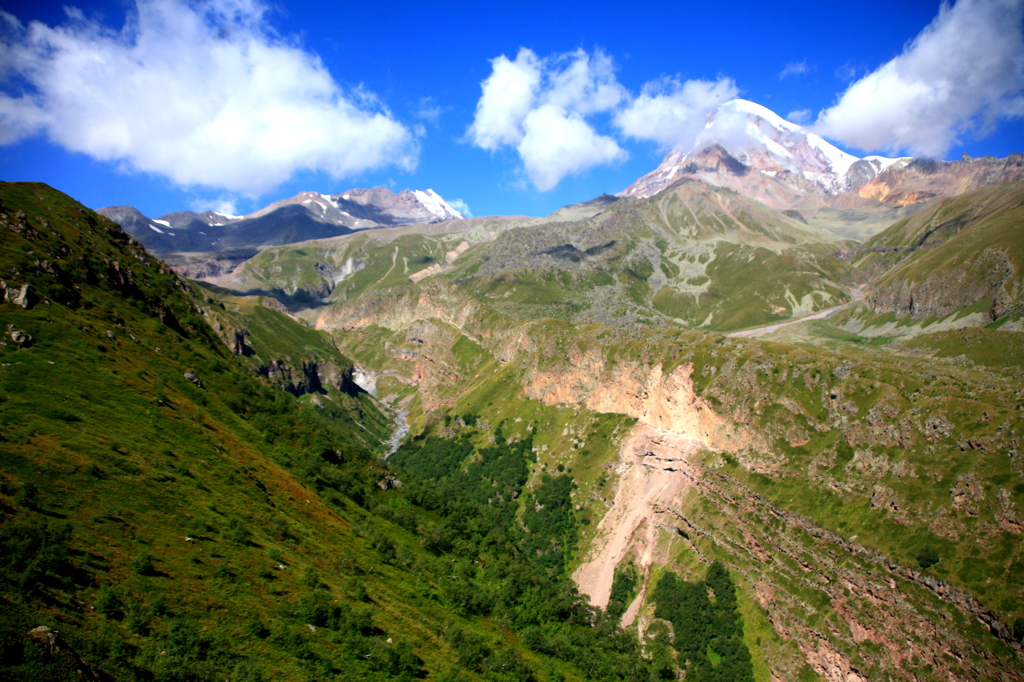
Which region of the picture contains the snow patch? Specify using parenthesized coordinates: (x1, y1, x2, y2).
(863, 155, 910, 171)
(149, 224, 165, 234)
(318, 193, 340, 208)
(152, 219, 171, 227)
(412, 189, 463, 221)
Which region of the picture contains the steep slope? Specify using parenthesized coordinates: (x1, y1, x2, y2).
(95, 205, 226, 255)
(315, 278, 1024, 681)
(856, 154, 1024, 207)
(832, 180, 1024, 337)
(621, 99, 903, 200)
(215, 181, 853, 333)
(91, 170, 1024, 679)
(0, 183, 655, 682)
(247, 187, 464, 228)
(212, 214, 527, 313)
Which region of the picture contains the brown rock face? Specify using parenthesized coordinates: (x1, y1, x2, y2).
(867, 248, 1015, 320)
(857, 154, 1024, 206)
(526, 356, 737, 451)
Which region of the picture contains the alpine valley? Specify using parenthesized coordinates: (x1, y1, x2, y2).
(3, 98, 1024, 682)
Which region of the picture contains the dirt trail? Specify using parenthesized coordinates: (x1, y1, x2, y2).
(727, 286, 865, 338)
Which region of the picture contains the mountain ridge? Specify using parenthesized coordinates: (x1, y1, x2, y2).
(96, 186, 465, 263)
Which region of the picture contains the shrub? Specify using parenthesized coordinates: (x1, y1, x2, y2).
(916, 546, 940, 569)
(131, 551, 156, 575)
(96, 586, 123, 619)
(14, 482, 39, 508)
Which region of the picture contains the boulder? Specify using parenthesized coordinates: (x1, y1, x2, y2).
(6, 325, 32, 347)
(1, 281, 34, 309)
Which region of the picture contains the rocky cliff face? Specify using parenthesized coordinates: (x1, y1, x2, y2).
(860, 180, 1024, 322)
(524, 352, 740, 451)
(868, 247, 1018, 320)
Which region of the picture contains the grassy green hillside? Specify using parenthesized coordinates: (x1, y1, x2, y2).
(218, 182, 855, 334)
(439, 184, 854, 332)
(328, 301, 1024, 679)
(0, 183, 656, 682)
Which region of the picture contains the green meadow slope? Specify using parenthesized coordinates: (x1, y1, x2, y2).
(0, 183, 658, 682)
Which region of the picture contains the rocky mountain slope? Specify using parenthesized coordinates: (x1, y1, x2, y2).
(305, 275, 1024, 681)
(218, 180, 855, 334)
(621, 99, 896, 199)
(830, 180, 1024, 337)
(181, 167, 1024, 680)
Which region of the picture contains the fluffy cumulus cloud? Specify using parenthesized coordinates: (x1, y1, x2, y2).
(468, 48, 738, 191)
(614, 76, 737, 151)
(0, 0, 418, 194)
(815, 0, 1024, 157)
(467, 48, 628, 191)
(467, 49, 544, 152)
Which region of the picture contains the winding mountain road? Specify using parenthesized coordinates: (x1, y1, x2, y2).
(727, 287, 865, 338)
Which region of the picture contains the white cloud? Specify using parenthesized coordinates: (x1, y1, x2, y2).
(835, 62, 859, 82)
(815, 0, 1024, 157)
(787, 109, 811, 124)
(190, 195, 240, 216)
(614, 76, 737, 152)
(448, 198, 472, 218)
(415, 96, 444, 125)
(519, 104, 626, 191)
(467, 47, 626, 191)
(467, 48, 746, 190)
(779, 60, 810, 79)
(466, 48, 542, 151)
(0, 0, 418, 194)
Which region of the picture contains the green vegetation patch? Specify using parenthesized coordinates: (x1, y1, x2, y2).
(653, 564, 755, 682)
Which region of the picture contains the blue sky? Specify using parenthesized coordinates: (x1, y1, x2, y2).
(1, 0, 1022, 219)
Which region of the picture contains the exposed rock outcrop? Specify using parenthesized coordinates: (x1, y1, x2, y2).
(256, 359, 348, 396)
(868, 248, 1017, 320)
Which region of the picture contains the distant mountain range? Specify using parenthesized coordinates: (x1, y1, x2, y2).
(98, 97, 1022, 276)
(97, 187, 463, 261)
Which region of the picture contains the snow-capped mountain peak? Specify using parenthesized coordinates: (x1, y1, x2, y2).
(622, 98, 903, 200)
(412, 189, 464, 221)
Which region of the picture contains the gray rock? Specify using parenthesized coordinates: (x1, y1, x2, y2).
(184, 371, 203, 388)
(6, 325, 32, 347)
(1, 281, 34, 309)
